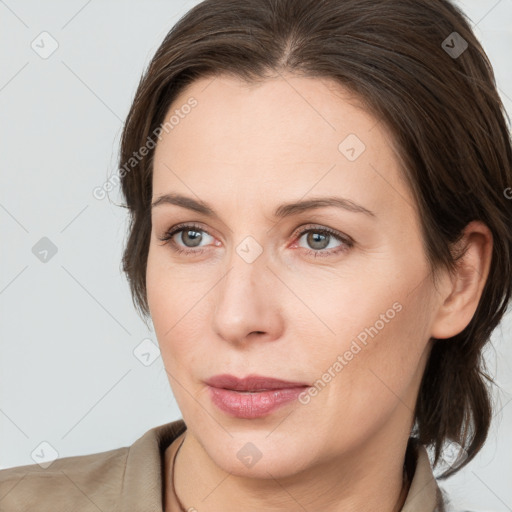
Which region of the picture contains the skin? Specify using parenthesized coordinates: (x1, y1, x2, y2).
(146, 73, 493, 512)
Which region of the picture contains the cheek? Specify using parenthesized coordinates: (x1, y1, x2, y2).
(322, 279, 434, 419)
(306, 255, 434, 399)
(146, 242, 202, 326)
(146, 248, 214, 374)
(146, 249, 172, 329)
(146, 249, 186, 356)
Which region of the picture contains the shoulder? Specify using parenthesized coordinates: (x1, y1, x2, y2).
(0, 444, 129, 511)
(403, 440, 484, 512)
(0, 418, 187, 512)
(437, 487, 487, 512)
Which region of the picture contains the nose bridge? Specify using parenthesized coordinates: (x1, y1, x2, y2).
(220, 216, 270, 293)
(212, 233, 282, 343)
(217, 236, 267, 314)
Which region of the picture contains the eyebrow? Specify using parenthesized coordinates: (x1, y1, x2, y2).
(151, 193, 376, 219)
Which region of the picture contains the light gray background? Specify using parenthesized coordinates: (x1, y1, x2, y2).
(0, 1, 511, 510)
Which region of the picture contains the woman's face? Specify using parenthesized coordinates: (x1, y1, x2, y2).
(147, 73, 443, 478)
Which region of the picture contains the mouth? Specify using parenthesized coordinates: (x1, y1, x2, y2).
(204, 374, 311, 419)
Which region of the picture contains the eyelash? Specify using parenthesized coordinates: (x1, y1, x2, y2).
(157, 222, 354, 258)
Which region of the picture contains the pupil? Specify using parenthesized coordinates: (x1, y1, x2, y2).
(308, 232, 328, 250)
(184, 230, 202, 247)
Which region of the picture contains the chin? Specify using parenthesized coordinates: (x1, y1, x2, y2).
(198, 429, 317, 480)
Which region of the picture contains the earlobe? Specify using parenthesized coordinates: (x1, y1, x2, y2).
(429, 221, 493, 340)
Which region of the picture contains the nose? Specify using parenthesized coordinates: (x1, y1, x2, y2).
(211, 245, 285, 347)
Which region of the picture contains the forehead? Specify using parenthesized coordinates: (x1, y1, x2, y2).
(160, 73, 379, 155)
(152, 73, 414, 219)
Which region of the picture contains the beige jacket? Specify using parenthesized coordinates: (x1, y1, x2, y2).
(0, 418, 445, 511)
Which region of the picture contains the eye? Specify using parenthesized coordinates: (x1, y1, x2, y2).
(157, 223, 217, 256)
(292, 225, 353, 257)
(157, 222, 353, 258)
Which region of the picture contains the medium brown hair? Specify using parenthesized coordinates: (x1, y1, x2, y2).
(117, 0, 512, 476)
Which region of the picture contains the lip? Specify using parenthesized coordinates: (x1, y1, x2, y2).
(205, 374, 310, 391)
(205, 374, 311, 419)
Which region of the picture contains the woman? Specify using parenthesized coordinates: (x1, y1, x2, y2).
(1, 0, 510, 511)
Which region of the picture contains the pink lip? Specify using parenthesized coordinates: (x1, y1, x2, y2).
(205, 374, 310, 419)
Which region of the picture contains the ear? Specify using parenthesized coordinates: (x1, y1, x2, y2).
(430, 221, 493, 340)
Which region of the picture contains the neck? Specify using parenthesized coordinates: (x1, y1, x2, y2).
(166, 426, 412, 512)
